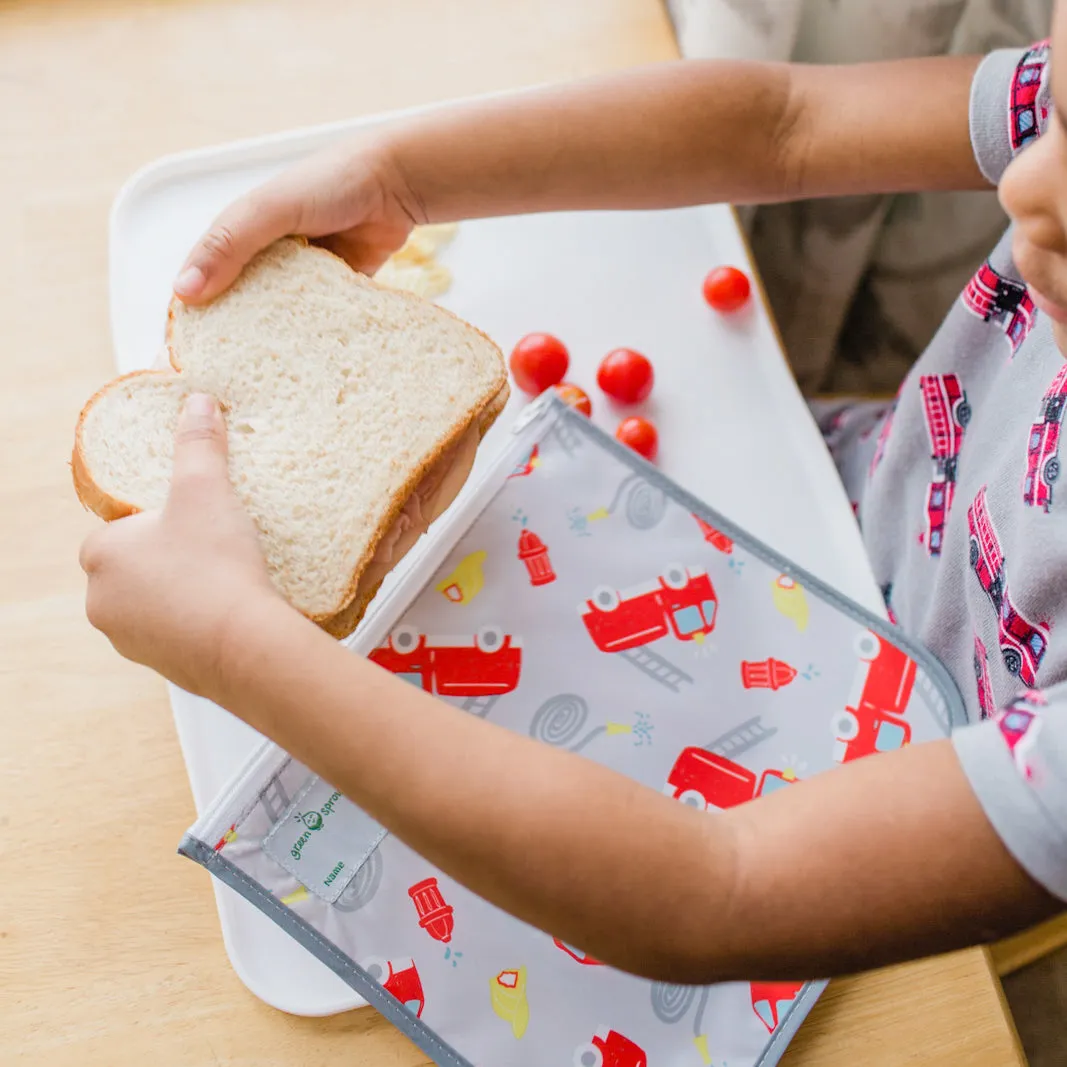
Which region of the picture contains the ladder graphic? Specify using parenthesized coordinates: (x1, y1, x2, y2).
(619, 646, 694, 691)
(550, 416, 584, 457)
(257, 774, 292, 823)
(705, 716, 777, 760)
(461, 694, 501, 719)
(914, 669, 952, 735)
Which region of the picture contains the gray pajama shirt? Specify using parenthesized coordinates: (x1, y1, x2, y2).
(818, 42, 1067, 902)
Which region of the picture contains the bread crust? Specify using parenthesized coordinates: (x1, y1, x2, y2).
(76, 240, 508, 640)
(71, 369, 184, 520)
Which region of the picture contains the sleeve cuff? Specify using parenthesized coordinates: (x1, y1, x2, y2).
(953, 718, 1067, 903)
(969, 49, 1024, 186)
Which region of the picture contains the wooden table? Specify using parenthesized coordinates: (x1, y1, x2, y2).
(0, 1, 1026, 1063)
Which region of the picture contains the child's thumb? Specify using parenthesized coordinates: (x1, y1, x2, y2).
(169, 393, 230, 503)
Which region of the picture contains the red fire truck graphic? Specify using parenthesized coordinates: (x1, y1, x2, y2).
(369, 626, 522, 697)
(920, 373, 969, 555)
(693, 514, 734, 554)
(362, 957, 425, 1018)
(408, 877, 454, 943)
(1024, 363, 1067, 511)
(998, 594, 1049, 688)
(553, 938, 603, 966)
(831, 630, 915, 763)
(974, 634, 996, 720)
(580, 566, 718, 653)
(574, 1027, 647, 1067)
(751, 980, 804, 1033)
(663, 747, 798, 811)
(1010, 39, 1050, 151)
(996, 698, 1043, 781)
(921, 374, 970, 480)
(968, 487, 1006, 609)
(924, 478, 954, 556)
(962, 261, 1036, 354)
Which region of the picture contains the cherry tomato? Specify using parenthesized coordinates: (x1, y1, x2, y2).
(616, 416, 658, 461)
(555, 382, 592, 417)
(596, 348, 654, 404)
(703, 266, 751, 313)
(509, 333, 569, 395)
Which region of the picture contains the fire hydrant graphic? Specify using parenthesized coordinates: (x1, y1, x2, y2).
(517, 529, 556, 586)
(740, 658, 797, 691)
(408, 877, 455, 943)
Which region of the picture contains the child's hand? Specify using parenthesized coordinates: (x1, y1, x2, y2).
(79, 394, 280, 697)
(173, 137, 418, 305)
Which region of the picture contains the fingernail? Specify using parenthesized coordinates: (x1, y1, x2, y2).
(184, 393, 217, 419)
(174, 265, 206, 298)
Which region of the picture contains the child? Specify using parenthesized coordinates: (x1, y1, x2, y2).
(81, 13, 1067, 982)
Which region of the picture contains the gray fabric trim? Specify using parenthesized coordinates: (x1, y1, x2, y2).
(953, 720, 1067, 902)
(177, 834, 474, 1067)
(970, 48, 1024, 186)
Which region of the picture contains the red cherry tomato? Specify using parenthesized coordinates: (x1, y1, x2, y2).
(509, 333, 569, 395)
(596, 348, 654, 404)
(703, 266, 751, 313)
(555, 382, 592, 417)
(616, 416, 658, 461)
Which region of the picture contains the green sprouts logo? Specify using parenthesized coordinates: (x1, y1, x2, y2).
(289, 791, 342, 861)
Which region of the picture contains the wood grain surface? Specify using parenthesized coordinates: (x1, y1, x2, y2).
(0, 1, 1024, 1063)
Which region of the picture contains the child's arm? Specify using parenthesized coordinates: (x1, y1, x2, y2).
(177, 55, 985, 303)
(80, 398, 1061, 982)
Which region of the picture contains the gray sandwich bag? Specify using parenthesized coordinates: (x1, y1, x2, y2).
(180, 395, 963, 1067)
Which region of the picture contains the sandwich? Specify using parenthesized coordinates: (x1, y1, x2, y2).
(73, 236, 509, 638)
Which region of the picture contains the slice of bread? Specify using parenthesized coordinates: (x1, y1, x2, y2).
(74, 237, 508, 638)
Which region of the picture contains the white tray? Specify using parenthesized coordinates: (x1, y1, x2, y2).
(108, 98, 882, 1018)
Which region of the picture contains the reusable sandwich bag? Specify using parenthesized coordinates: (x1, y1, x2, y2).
(180, 395, 964, 1067)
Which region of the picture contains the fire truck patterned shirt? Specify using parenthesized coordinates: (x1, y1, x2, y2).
(817, 42, 1067, 903)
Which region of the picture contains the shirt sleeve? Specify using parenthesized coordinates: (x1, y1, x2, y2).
(970, 40, 1052, 186)
(953, 689, 1067, 902)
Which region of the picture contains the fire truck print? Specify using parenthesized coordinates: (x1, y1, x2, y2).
(580, 566, 717, 653)
(831, 630, 915, 763)
(974, 635, 996, 720)
(369, 626, 522, 697)
(919, 374, 970, 555)
(962, 261, 1037, 354)
(999, 594, 1049, 687)
(663, 746, 798, 811)
(1010, 39, 1050, 151)
(361, 957, 425, 1018)
(968, 487, 1049, 685)
(574, 1027, 647, 1067)
(1024, 363, 1067, 511)
(996, 697, 1043, 781)
(968, 487, 1006, 608)
(751, 981, 805, 1033)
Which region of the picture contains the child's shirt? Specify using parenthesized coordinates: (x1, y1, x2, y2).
(820, 42, 1067, 903)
